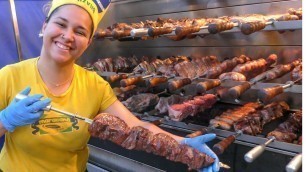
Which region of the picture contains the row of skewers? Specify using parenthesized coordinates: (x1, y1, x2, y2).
(94, 8, 302, 41)
(91, 53, 302, 171)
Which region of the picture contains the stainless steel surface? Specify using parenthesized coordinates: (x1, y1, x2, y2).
(87, 163, 110, 172)
(9, 0, 23, 61)
(286, 154, 302, 172)
(88, 144, 165, 172)
(15, 94, 93, 124)
(130, 28, 149, 37)
(282, 78, 302, 89)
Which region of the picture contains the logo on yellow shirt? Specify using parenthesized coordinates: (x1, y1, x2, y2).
(31, 114, 80, 135)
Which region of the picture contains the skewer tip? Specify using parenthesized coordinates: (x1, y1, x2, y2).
(219, 162, 230, 169)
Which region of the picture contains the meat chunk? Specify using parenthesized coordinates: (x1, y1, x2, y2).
(291, 64, 302, 83)
(168, 104, 194, 121)
(267, 110, 302, 143)
(155, 95, 190, 114)
(122, 93, 160, 112)
(168, 94, 217, 121)
(89, 113, 215, 170)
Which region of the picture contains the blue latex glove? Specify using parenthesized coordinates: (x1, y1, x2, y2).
(181, 133, 220, 172)
(0, 87, 51, 132)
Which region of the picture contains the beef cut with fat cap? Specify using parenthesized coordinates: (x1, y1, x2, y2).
(89, 113, 215, 170)
(155, 94, 191, 114)
(168, 94, 217, 121)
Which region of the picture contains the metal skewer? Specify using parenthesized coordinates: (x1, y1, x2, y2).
(286, 153, 302, 172)
(15, 94, 93, 124)
(219, 162, 231, 169)
(130, 28, 149, 37)
(244, 136, 275, 163)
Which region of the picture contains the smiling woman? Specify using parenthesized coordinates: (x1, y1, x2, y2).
(0, 0, 220, 172)
(0, 1, 115, 171)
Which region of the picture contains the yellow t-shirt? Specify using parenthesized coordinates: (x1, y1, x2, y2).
(0, 58, 117, 172)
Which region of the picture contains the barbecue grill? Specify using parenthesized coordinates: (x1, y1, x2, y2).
(82, 1, 302, 171)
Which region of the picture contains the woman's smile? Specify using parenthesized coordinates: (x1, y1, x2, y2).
(55, 41, 71, 51)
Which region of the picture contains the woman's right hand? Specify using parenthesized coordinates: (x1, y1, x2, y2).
(0, 87, 51, 132)
(181, 133, 220, 172)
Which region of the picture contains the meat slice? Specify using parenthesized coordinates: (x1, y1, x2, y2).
(193, 94, 218, 109)
(122, 126, 153, 150)
(122, 93, 160, 112)
(168, 104, 193, 121)
(89, 113, 215, 170)
(155, 95, 191, 114)
(168, 94, 217, 121)
(183, 99, 205, 116)
(89, 113, 130, 145)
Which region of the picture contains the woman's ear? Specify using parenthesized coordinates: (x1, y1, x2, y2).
(41, 22, 47, 36)
(87, 38, 93, 46)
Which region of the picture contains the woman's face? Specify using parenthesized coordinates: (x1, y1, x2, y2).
(41, 5, 93, 64)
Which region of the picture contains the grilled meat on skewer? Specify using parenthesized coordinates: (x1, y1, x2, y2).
(267, 110, 302, 143)
(89, 113, 215, 170)
(291, 64, 302, 83)
(233, 102, 289, 135)
(122, 93, 160, 113)
(168, 94, 217, 121)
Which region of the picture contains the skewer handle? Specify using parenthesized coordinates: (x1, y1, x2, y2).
(168, 78, 192, 92)
(108, 74, 128, 83)
(227, 82, 251, 99)
(196, 79, 221, 94)
(286, 154, 302, 172)
(244, 136, 275, 163)
(258, 86, 284, 103)
(15, 94, 52, 111)
(150, 119, 163, 126)
(185, 128, 209, 138)
(147, 77, 168, 87)
(213, 135, 236, 155)
(16, 94, 93, 124)
(244, 145, 266, 163)
(120, 76, 143, 87)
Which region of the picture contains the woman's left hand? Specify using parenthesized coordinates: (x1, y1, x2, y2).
(181, 133, 220, 172)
